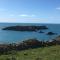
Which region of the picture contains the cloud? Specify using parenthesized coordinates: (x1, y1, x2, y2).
(19, 14, 36, 17)
(56, 7, 60, 10)
(19, 14, 28, 17)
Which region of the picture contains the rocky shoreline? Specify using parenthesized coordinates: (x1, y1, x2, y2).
(0, 35, 60, 54)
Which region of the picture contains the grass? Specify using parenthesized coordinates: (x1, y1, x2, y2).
(0, 45, 60, 60)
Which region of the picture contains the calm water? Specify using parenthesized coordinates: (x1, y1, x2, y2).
(0, 23, 60, 43)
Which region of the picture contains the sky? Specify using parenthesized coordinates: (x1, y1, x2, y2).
(0, 0, 60, 23)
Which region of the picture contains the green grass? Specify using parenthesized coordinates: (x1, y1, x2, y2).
(0, 45, 60, 60)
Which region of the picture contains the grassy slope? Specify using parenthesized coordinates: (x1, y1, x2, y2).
(0, 45, 60, 60)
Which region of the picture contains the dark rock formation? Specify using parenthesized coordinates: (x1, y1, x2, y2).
(54, 35, 60, 41)
(46, 32, 57, 35)
(52, 35, 60, 45)
(2, 26, 48, 31)
(39, 31, 44, 33)
(15, 39, 44, 50)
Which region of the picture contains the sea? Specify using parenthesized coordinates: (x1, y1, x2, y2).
(0, 23, 60, 44)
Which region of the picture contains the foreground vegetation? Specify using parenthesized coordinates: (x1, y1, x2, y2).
(0, 45, 60, 60)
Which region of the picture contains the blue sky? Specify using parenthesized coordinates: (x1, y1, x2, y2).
(0, 0, 60, 23)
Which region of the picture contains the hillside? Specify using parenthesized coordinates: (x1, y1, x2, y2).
(0, 45, 60, 60)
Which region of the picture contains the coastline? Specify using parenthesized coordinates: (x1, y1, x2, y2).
(0, 35, 60, 54)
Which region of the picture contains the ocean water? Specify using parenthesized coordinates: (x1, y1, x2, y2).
(0, 23, 60, 44)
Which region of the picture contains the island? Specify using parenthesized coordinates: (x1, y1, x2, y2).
(2, 25, 48, 31)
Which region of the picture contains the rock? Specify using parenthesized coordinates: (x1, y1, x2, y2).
(54, 35, 60, 42)
(2, 26, 48, 31)
(48, 35, 60, 45)
(39, 31, 44, 33)
(16, 39, 43, 50)
(46, 32, 57, 35)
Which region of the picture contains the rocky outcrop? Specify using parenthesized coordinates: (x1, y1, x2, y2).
(54, 35, 60, 41)
(52, 35, 60, 45)
(16, 39, 45, 50)
(46, 32, 57, 35)
(2, 26, 48, 31)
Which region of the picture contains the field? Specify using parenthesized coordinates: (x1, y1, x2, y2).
(0, 45, 60, 60)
